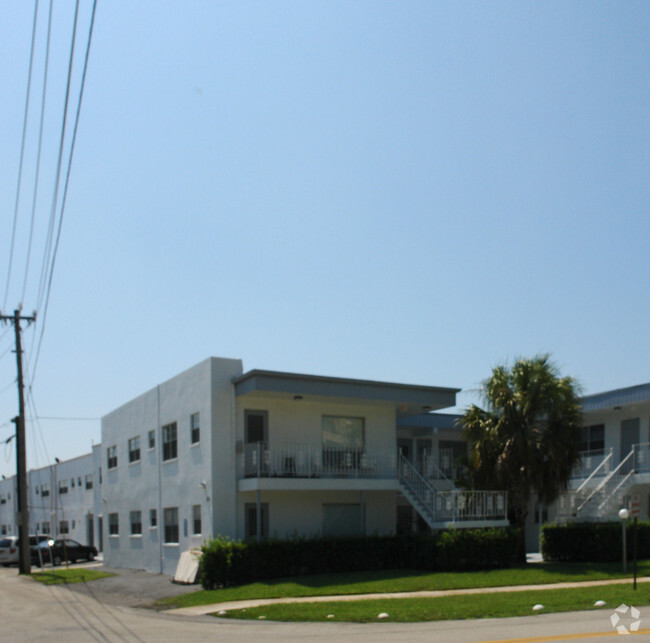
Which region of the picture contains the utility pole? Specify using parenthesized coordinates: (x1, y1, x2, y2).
(1, 309, 35, 574)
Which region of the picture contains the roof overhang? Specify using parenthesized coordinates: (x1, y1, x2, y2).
(582, 383, 650, 413)
(233, 370, 458, 416)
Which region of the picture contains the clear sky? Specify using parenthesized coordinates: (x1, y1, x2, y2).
(1, 1, 649, 479)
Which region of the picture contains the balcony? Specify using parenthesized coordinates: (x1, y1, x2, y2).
(240, 442, 398, 480)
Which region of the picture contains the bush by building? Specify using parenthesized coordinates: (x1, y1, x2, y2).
(199, 528, 520, 589)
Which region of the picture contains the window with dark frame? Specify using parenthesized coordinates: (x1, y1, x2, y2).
(108, 513, 119, 535)
(107, 445, 118, 469)
(162, 423, 177, 461)
(128, 436, 141, 463)
(130, 510, 142, 535)
(190, 412, 200, 445)
(163, 507, 179, 543)
(150, 508, 157, 528)
(192, 504, 201, 535)
(148, 429, 155, 449)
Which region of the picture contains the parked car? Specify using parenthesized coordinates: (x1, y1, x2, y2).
(32, 538, 97, 566)
(1, 535, 50, 567)
(0, 536, 19, 566)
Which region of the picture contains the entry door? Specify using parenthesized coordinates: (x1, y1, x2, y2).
(98, 516, 103, 552)
(245, 410, 268, 444)
(87, 514, 94, 548)
(621, 418, 640, 474)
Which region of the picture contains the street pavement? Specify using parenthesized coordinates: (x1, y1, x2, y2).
(2, 563, 650, 642)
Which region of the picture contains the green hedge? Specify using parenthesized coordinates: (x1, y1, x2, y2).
(541, 521, 650, 562)
(199, 528, 520, 589)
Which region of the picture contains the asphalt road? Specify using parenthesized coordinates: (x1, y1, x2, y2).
(2, 564, 649, 642)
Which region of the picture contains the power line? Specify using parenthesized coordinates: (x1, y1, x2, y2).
(21, 0, 55, 306)
(31, 0, 98, 385)
(3, 0, 40, 310)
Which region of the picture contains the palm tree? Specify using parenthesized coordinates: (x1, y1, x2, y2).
(460, 355, 582, 539)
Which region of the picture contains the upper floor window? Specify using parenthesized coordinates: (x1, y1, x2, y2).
(41, 483, 49, 498)
(162, 423, 177, 461)
(190, 412, 200, 445)
(58, 480, 68, 495)
(85, 474, 93, 490)
(128, 436, 141, 463)
(107, 445, 118, 470)
(0, 495, 5, 505)
(581, 424, 605, 452)
(150, 508, 157, 528)
(148, 429, 155, 449)
(322, 416, 364, 450)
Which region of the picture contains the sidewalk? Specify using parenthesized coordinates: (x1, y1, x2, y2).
(166, 576, 650, 616)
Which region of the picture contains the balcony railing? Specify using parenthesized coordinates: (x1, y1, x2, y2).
(572, 448, 612, 480)
(240, 442, 398, 479)
(434, 489, 508, 523)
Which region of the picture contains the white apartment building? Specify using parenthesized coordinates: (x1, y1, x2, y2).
(100, 357, 508, 574)
(0, 446, 101, 547)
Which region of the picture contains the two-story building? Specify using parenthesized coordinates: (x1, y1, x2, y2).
(100, 357, 508, 574)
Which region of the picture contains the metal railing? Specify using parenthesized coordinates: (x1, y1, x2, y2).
(240, 442, 397, 479)
(572, 448, 612, 480)
(398, 454, 507, 524)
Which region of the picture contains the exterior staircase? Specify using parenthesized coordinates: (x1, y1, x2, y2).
(563, 447, 638, 520)
(397, 453, 508, 529)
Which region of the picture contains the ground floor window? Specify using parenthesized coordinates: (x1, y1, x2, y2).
(192, 504, 201, 535)
(130, 510, 142, 535)
(245, 502, 268, 539)
(322, 503, 364, 537)
(59, 520, 69, 535)
(108, 513, 119, 535)
(164, 507, 179, 543)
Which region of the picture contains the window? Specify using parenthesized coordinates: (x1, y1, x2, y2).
(108, 513, 119, 536)
(58, 480, 68, 495)
(245, 503, 268, 540)
(78, 477, 82, 487)
(42, 521, 50, 535)
(163, 507, 179, 543)
(150, 508, 157, 528)
(245, 410, 268, 444)
(0, 496, 5, 505)
(322, 416, 364, 449)
(322, 416, 364, 468)
(192, 504, 201, 535)
(128, 436, 141, 463)
(162, 423, 177, 461)
(71, 478, 75, 488)
(85, 474, 93, 490)
(107, 445, 118, 469)
(190, 412, 200, 445)
(323, 503, 363, 537)
(59, 520, 69, 535)
(148, 429, 155, 449)
(581, 424, 605, 452)
(130, 510, 142, 535)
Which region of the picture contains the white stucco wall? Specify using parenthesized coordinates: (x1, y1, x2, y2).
(101, 357, 243, 575)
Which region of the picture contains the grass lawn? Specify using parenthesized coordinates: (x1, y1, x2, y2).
(221, 582, 650, 623)
(158, 560, 650, 610)
(31, 569, 114, 585)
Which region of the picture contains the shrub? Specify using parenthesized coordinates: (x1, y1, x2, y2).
(200, 528, 520, 589)
(541, 521, 650, 562)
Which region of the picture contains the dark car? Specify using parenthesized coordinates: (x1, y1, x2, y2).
(32, 538, 97, 566)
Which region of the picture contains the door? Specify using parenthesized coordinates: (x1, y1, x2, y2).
(87, 514, 94, 548)
(97, 516, 103, 552)
(621, 418, 640, 474)
(245, 410, 268, 444)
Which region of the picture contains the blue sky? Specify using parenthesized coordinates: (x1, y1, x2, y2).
(1, 1, 649, 477)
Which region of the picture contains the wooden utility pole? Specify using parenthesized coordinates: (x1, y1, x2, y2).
(1, 309, 35, 574)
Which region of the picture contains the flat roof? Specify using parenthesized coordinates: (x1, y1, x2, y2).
(582, 382, 650, 413)
(233, 369, 459, 414)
